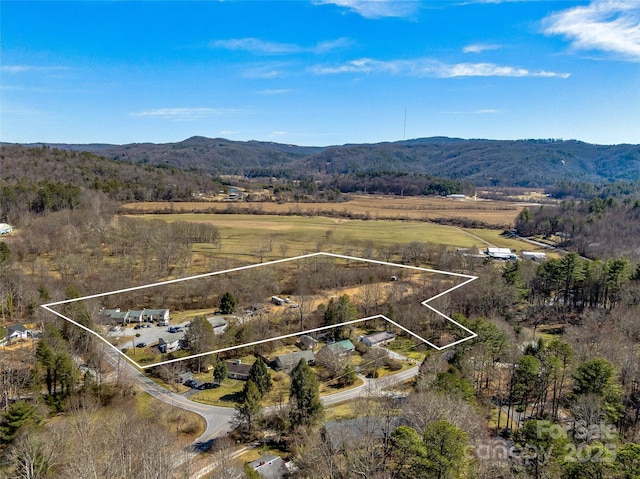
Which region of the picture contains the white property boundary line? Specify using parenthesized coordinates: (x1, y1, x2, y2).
(41, 252, 478, 369)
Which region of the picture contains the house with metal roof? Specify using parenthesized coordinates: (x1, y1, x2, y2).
(361, 331, 396, 348)
(323, 339, 355, 356)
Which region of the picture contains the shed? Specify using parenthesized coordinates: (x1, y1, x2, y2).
(298, 335, 318, 350)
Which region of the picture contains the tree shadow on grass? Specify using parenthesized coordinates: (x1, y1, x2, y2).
(220, 391, 243, 403)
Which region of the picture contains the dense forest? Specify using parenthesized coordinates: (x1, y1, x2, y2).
(12, 135, 640, 188)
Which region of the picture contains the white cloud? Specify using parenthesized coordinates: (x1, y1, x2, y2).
(443, 108, 502, 114)
(211, 38, 302, 55)
(313, 0, 419, 19)
(463, 43, 502, 54)
(210, 37, 352, 55)
(312, 58, 570, 78)
(1, 65, 67, 73)
(2, 65, 34, 73)
(131, 108, 245, 121)
(258, 89, 293, 95)
(242, 64, 287, 79)
(543, 0, 640, 61)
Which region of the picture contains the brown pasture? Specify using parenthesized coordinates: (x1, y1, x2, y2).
(121, 194, 531, 227)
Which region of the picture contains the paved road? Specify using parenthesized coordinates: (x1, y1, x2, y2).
(101, 344, 421, 444)
(100, 344, 234, 444)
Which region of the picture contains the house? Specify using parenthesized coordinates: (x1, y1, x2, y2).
(6, 324, 28, 341)
(361, 331, 395, 348)
(110, 311, 131, 324)
(128, 310, 144, 323)
(274, 350, 315, 372)
(298, 335, 318, 350)
(323, 339, 355, 356)
(157, 333, 182, 353)
(0, 223, 13, 235)
(142, 308, 170, 322)
(226, 360, 252, 380)
(248, 454, 288, 479)
(207, 316, 228, 335)
(485, 247, 517, 261)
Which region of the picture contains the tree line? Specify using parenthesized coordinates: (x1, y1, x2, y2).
(516, 197, 640, 260)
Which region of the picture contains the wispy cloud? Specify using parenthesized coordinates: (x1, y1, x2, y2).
(210, 37, 352, 55)
(311, 58, 570, 78)
(443, 108, 502, 114)
(543, 0, 640, 61)
(242, 64, 288, 79)
(463, 43, 502, 54)
(131, 107, 246, 121)
(1, 65, 67, 73)
(258, 89, 293, 95)
(313, 0, 420, 19)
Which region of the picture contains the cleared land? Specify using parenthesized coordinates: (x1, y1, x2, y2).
(121, 194, 530, 227)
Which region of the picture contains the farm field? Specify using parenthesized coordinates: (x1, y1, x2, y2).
(121, 213, 534, 264)
(121, 194, 531, 227)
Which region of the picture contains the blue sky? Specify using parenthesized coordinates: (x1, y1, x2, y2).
(1, 0, 639, 146)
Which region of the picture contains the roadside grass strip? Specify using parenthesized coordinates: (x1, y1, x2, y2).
(41, 252, 478, 369)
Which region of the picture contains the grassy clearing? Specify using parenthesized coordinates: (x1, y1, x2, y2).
(122, 194, 526, 227)
(190, 380, 245, 407)
(324, 401, 358, 422)
(126, 213, 493, 261)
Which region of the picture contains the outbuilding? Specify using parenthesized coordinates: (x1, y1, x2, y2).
(361, 331, 395, 348)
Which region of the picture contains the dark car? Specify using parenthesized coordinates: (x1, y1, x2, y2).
(136, 342, 146, 348)
(199, 382, 217, 390)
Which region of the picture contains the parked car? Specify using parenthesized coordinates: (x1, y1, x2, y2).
(136, 342, 146, 348)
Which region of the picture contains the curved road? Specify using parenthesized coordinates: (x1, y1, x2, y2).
(101, 344, 420, 446)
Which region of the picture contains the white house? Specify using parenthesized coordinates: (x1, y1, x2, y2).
(6, 324, 28, 341)
(158, 333, 182, 353)
(0, 223, 13, 235)
(142, 308, 170, 322)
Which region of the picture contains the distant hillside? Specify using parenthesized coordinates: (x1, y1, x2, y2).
(15, 136, 640, 188)
(0, 144, 223, 222)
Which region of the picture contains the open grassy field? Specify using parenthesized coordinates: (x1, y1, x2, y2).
(123, 212, 528, 262)
(122, 194, 529, 226)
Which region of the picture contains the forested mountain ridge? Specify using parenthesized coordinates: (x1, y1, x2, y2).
(14, 136, 640, 188)
(0, 144, 223, 221)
